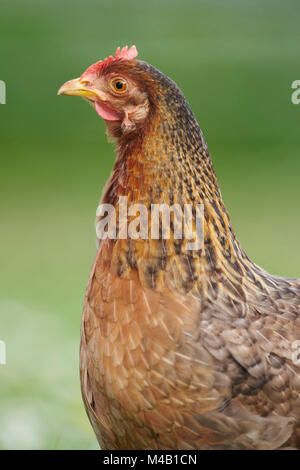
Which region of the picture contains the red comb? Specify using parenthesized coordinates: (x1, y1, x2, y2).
(81, 45, 138, 78)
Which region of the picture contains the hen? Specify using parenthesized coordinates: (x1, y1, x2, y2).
(58, 46, 300, 450)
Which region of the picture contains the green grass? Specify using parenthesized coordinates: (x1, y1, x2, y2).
(0, 0, 300, 449)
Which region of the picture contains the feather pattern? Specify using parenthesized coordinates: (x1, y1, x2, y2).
(73, 56, 300, 449)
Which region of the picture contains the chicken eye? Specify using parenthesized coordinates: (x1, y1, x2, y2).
(110, 78, 127, 93)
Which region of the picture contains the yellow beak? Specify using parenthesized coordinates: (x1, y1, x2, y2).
(57, 77, 105, 100)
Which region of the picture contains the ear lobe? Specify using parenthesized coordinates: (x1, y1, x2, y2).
(122, 102, 150, 132)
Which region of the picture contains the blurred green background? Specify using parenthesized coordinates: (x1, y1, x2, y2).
(0, 0, 299, 449)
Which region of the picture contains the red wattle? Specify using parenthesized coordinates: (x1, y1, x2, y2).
(94, 100, 122, 121)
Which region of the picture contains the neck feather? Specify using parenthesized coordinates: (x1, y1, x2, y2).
(98, 96, 262, 294)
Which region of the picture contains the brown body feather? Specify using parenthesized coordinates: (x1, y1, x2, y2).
(79, 61, 300, 449)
